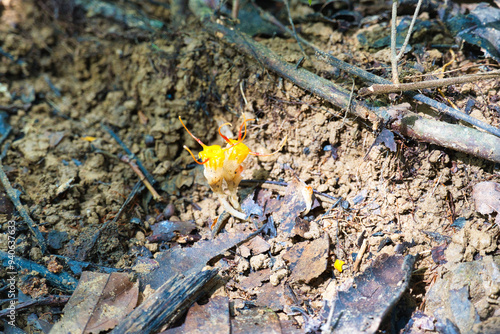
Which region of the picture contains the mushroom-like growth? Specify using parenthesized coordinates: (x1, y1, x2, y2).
(179, 116, 225, 194)
(179, 116, 246, 220)
(179, 115, 286, 221)
(219, 117, 287, 209)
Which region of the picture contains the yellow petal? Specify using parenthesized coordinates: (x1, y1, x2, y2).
(334, 259, 345, 273)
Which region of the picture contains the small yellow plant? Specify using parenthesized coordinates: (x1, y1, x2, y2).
(179, 116, 286, 220)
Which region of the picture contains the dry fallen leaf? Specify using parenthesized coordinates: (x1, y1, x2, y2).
(472, 181, 500, 225)
(242, 236, 271, 255)
(50, 272, 138, 334)
(182, 296, 230, 334)
(268, 177, 316, 236)
(283, 234, 330, 283)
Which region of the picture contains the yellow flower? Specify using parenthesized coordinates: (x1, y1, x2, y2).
(334, 259, 345, 273)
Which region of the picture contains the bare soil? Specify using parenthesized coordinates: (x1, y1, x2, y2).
(0, 0, 499, 332)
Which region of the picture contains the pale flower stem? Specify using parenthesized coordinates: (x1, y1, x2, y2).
(219, 196, 247, 220)
(232, 0, 240, 19)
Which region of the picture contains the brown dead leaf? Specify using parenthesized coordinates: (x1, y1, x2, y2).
(472, 181, 500, 225)
(158, 296, 230, 334)
(48, 131, 66, 148)
(238, 268, 271, 291)
(270, 178, 315, 236)
(183, 296, 230, 333)
(50, 272, 138, 334)
(242, 236, 271, 255)
(254, 282, 290, 312)
(283, 234, 329, 283)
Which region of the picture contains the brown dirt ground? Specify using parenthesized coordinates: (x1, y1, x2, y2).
(0, 0, 499, 332)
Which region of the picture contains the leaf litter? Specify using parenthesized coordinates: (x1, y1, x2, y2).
(50, 272, 138, 334)
(1, 0, 500, 332)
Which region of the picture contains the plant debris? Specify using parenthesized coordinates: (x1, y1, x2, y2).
(1, 0, 500, 332)
(50, 272, 138, 334)
(322, 254, 416, 333)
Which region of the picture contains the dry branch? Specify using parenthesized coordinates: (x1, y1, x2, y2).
(0, 295, 70, 318)
(204, 21, 384, 124)
(199, 17, 500, 163)
(0, 250, 77, 292)
(359, 71, 500, 96)
(0, 162, 47, 253)
(389, 112, 500, 162)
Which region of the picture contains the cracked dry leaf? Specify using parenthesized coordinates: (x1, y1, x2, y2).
(472, 181, 500, 225)
(268, 177, 315, 236)
(183, 296, 230, 333)
(283, 234, 329, 283)
(50, 272, 138, 334)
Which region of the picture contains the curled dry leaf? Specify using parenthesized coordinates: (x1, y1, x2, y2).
(472, 181, 500, 225)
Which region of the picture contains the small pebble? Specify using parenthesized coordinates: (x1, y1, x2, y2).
(163, 203, 175, 219)
(136, 231, 146, 243)
(145, 134, 155, 147)
(270, 268, 288, 286)
(250, 254, 268, 271)
(30, 247, 42, 261)
(236, 258, 250, 273)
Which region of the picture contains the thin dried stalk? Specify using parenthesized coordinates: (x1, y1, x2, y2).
(359, 71, 500, 96)
(391, 0, 423, 84)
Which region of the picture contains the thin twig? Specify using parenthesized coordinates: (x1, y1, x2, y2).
(232, 0, 240, 19)
(239, 80, 248, 106)
(0, 295, 70, 318)
(0, 251, 77, 292)
(101, 123, 157, 188)
(240, 179, 342, 205)
(342, 79, 356, 128)
(391, 0, 423, 84)
(52, 255, 121, 274)
(359, 70, 500, 96)
(283, 0, 308, 60)
(0, 163, 47, 253)
(353, 238, 368, 272)
(120, 154, 163, 201)
(397, 0, 423, 61)
(0, 123, 12, 147)
(391, 0, 399, 84)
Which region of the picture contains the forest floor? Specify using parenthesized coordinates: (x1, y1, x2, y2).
(0, 0, 499, 333)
